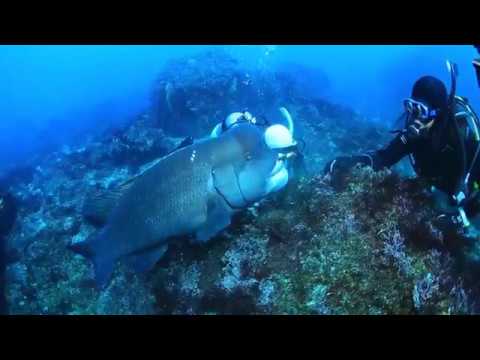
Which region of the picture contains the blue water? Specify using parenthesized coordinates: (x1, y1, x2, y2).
(1, 45, 478, 171)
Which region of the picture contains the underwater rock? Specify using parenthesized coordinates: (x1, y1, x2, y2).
(8, 136, 477, 314)
(4, 52, 480, 314)
(106, 119, 175, 167)
(306, 284, 331, 315)
(150, 48, 307, 138)
(274, 62, 331, 101)
(257, 278, 276, 309)
(0, 165, 35, 190)
(413, 272, 440, 312)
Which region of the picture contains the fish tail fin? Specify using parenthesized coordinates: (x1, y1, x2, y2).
(68, 232, 115, 290)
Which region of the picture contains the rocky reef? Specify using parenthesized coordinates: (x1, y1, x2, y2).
(2, 48, 479, 314)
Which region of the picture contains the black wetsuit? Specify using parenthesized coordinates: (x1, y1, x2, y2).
(368, 97, 480, 217)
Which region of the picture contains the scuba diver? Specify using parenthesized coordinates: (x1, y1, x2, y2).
(211, 109, 306, 194)
(210, 111, 258, 138)
(76, 111, 307, 287)
(163, 109, 305, 197)
(324, 61, 480, 240)
(0, 189, 17, 314)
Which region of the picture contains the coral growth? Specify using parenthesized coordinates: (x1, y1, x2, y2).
(2, 49, 480, 314)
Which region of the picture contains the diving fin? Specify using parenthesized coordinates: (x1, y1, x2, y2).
(82, 178, 136, 226)
(125, 244, 168, 273)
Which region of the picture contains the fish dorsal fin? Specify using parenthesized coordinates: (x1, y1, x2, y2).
(119, 174, 140, 187)
(82, 158, 161, 227)
(82, 178, 137, 226)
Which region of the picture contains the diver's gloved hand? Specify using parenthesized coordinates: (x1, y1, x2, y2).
(323, 155, 374, 192)
(434, 213, 465, 235)
(432, 211, 478, 243)
(323, 155, 373, 177)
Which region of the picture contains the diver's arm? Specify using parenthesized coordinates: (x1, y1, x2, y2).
(324, 133, 412, 176)
(265, 160, 289, 194)
(369, 133, 412, 170)
(265, 166, 289, 194)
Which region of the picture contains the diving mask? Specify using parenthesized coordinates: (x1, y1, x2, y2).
(403, 98, 438, 140)
(222, 111, 257, 132)
(403, 98, 438, 120)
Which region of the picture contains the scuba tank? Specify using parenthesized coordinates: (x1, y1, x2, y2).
(446, 60, 467, 205)
(446, 59, 480, 227)
(474, 45, 480, 89)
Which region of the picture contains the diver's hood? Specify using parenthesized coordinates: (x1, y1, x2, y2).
(224, 112, 246, 129)
(222, 111, 256, 132)
(263, 107, 297, 151)
(411, 76, 448, 113)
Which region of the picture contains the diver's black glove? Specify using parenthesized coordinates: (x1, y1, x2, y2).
(434, 213, 465, 235)
(323, 155, 374, 192)
(323, 155, 373, 176)
(433, 211, 477, 244)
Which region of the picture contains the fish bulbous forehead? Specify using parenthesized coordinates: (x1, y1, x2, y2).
(210, 124, 272, 168)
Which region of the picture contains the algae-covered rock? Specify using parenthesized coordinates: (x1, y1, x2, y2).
(143, 166, 478, 315)
(4, 49, 480, 315)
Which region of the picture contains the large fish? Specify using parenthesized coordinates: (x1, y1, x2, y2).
(71, 124, 277, 288)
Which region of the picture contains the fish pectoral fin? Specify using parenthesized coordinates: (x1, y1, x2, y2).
(69, 230, 115, 290)
(93, 256, 116, 290)
(125, 244, 168, 273)
(195, 195, 232, 243)
(82, 180, 136, 226)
